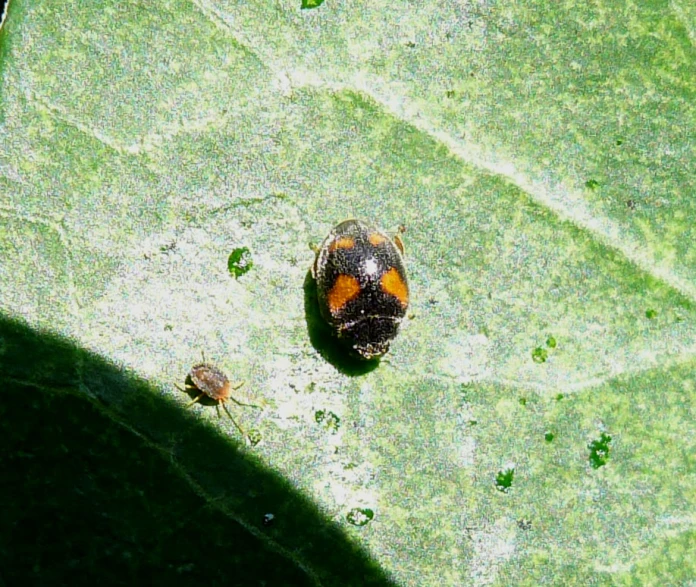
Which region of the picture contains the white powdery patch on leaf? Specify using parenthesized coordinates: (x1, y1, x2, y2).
(468, 517, 517, 586)
(438, 332, 492, 384)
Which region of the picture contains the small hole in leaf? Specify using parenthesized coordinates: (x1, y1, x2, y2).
(228, 247, 253, 278)
(300, 0, 325, 8)
(247, 429, 262, 446)
(588, 432, 612, 469)
(495, 467, 515, 493)
(346, 507, 374, 527)
(315, 410, 340, 433)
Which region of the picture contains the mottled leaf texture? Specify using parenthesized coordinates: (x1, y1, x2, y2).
(1, 1, 695, 585)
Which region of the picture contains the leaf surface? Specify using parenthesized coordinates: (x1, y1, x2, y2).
(1, 0, 695, 584)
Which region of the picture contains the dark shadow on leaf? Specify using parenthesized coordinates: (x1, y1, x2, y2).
(0, 313, 397, 586)
(303, 270, 380, 377)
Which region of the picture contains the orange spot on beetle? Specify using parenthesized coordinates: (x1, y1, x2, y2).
(327, 274, 361, 314)
(368, 233, 387, 246)
(329, 237, 355, 252)
(380, 267, 409, 308)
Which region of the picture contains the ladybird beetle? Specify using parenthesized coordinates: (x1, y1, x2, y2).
(312, 219, 409, 360)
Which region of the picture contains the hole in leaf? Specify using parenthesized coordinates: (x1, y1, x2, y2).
(247, 429, 262, 446)
(494, 466, 515, 493)
(315, 410, 340, 433)
(228, 247, 253, 278)
(346, 507, 374, 527)
(588, 432, 612, 469)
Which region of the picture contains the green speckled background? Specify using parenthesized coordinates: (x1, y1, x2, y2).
(1, 0, 695, 584)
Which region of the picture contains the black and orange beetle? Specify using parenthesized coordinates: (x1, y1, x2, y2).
(312, 219, 409, 360)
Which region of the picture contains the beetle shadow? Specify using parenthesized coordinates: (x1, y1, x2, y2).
(303, 270, 380, 376)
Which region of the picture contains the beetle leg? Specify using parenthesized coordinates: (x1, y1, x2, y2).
(393, 234, 405, 256)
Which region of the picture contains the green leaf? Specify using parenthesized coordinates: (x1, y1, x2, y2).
(2, 0, 696, 584)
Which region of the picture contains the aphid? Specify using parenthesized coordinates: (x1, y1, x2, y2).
(177, 358, 259, 438)
(312, 219, 409, 360)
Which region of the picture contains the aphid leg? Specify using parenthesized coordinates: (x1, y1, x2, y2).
(185, 392, 205, 408)
(175, 382, 197, 399)
(221, 401, 246, 436)
(227, 381, 262, 409)
(228, 395, 262, 410)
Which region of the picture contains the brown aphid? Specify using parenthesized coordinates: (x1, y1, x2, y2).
(188, 362, 236, 403)
(177, 361, 259, 438)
